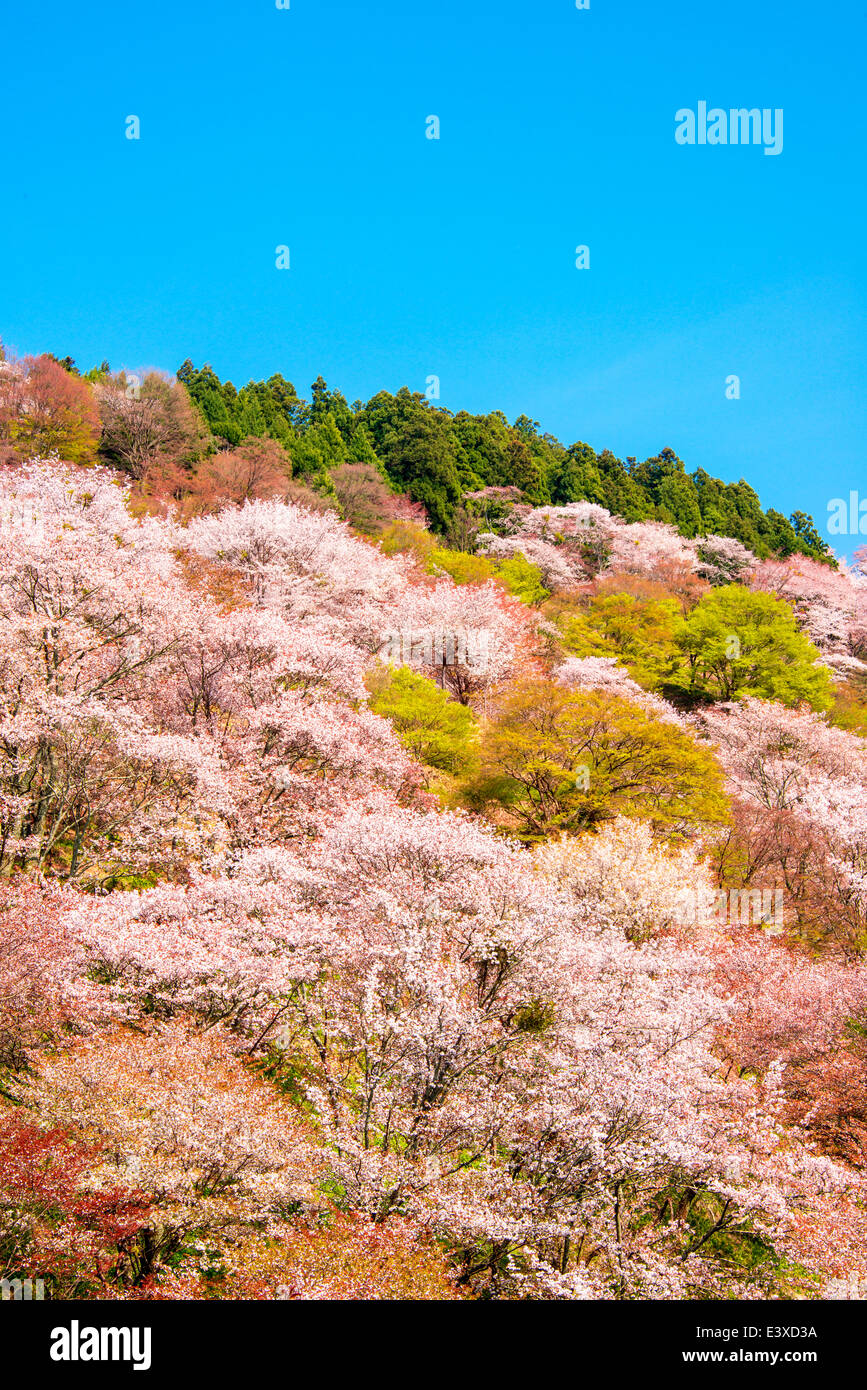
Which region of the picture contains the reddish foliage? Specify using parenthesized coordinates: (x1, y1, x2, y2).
(0, 356, 99, 464)
(0, 1112, 153, 1295)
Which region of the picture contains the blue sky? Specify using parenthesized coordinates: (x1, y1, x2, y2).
(2, 0, 864, 550)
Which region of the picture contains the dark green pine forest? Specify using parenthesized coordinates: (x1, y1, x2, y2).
(173, 360, 828, 560)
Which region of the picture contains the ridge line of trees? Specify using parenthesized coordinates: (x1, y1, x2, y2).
(0, 345, 831, 564)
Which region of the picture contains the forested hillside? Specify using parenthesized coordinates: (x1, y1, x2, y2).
(6, 348, 827, 561)
(175, 359, 828, 558)
(2, 347, 866, 1302)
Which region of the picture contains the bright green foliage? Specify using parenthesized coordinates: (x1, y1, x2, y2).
(494, 553, 550, 606)
(553, 609, 615, 662)
(672, 586, 835, 709)
(463, 680, 730, 841)
(367, 666, 479, 775)
(558, 592, 681, 688)
(378, 521, 439, 564)
(427, 549, 497, 585)
(424, 546, 548, 604)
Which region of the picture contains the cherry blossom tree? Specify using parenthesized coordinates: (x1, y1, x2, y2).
(694, 533, 757, 587)
(534, 814, 713, 940)
(750, 553, 867, 680)
(0, 1111, 154, 1297)
(0, 878, 101, 1073)
(556, 655, 684, 726)
(387, 578, 534, 705)
(696, 698, 867, 951)
(0, 462, 230, 880)
(476, 531, 582, 592)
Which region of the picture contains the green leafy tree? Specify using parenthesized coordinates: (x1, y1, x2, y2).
(509, 415, 556, 503)
(347, 422, 381, 466)
(656, 471, 703, 536)
(452, 411, 512, 490)
(427, 549, 497, 585)
(424, 542, 548, 603)
(311, 414, 348, 468)
(84, 360, 112, 384)
(463, 680, 729, 841)
(503, 436, 547, 504)
(558, 592, 681, 688)
(790, 510, 830, 559)
(390, 414, 462, 532)
(495, 554, 550, 606)
(379, 520, 439, 563)
(597, 450, 652, 522)
(672, 586, 834, 709)
(357, 390, 462, 531)
(367, 666, 478, 775)
(761, 508, 802, 558)
(548, 441, 604, 505)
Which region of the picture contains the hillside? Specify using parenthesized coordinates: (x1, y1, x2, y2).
(177, 360, 830, 560)
(2, 347, 867, 1302)
(0, 347, 829, 562)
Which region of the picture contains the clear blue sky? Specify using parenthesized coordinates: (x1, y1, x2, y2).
(2, 0, 864, 550)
